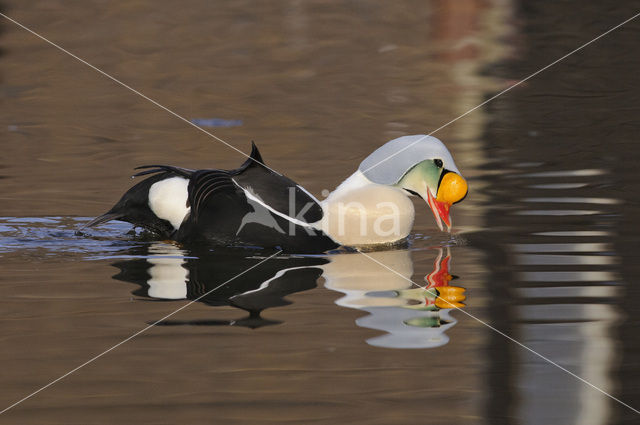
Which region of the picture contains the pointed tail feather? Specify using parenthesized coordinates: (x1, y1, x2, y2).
(81, 212, 124, 229)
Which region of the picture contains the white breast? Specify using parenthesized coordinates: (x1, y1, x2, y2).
(317, 172, 415, 246)
(148, 177, 190, 230)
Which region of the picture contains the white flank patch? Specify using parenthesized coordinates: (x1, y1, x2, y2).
(148, 177, 190, 230)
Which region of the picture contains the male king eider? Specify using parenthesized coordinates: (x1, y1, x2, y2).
(86, 135, 468, 253)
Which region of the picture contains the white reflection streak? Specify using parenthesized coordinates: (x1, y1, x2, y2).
(528, 183, 589, 189)
(357, 251, 640, 415)
(516, 286, 619, 298)
(0, 250, 283, 415)
(522, 197, 622, 205)
(516, 209, 602, 216)
(146, 244, 189, 299)
(515, 254, 616, 266)
(519, 169, 607, 178)
(512, 243, 611, 252)
(532, 231, 611, 237)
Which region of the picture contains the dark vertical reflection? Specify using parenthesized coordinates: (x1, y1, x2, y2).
(470, 235, 518, 425)
(477, 1, 640, 424)
(612, 13, 640, 425)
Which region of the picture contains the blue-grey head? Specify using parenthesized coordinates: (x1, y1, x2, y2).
(359, 135, 468, 231)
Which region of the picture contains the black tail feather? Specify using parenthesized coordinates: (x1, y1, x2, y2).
(133, 165, 193, 178)
(236, 142, 267, 173)
(82, 212, 124, 229)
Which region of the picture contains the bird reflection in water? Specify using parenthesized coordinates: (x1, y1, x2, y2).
(112, 243, 328, 329)
(324, 247, 465, 349)
(112, 243, 466, 348)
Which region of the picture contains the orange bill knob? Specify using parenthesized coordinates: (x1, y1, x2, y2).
(427, 172, 467, 231)
(436, 172, 468, 205)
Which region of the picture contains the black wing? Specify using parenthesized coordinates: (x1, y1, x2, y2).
(187, 169, 239, 220)
(175, 160, 337, 252)
(231, 142, 324, 224)
(173, 168, 250, 244)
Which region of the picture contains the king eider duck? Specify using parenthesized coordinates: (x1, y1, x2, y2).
(86, 135, 468, 253)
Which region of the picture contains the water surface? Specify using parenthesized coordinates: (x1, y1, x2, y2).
(1, 1, 640, 424)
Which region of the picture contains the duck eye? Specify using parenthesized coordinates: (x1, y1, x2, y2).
(433, 159, 443, 168)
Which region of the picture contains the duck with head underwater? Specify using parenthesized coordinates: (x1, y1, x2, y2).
(86, 135, 468, 253)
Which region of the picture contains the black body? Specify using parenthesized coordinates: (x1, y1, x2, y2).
(86, 143, 339, 253)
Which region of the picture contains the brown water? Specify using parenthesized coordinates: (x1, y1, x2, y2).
(1, 1, 640, 424)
